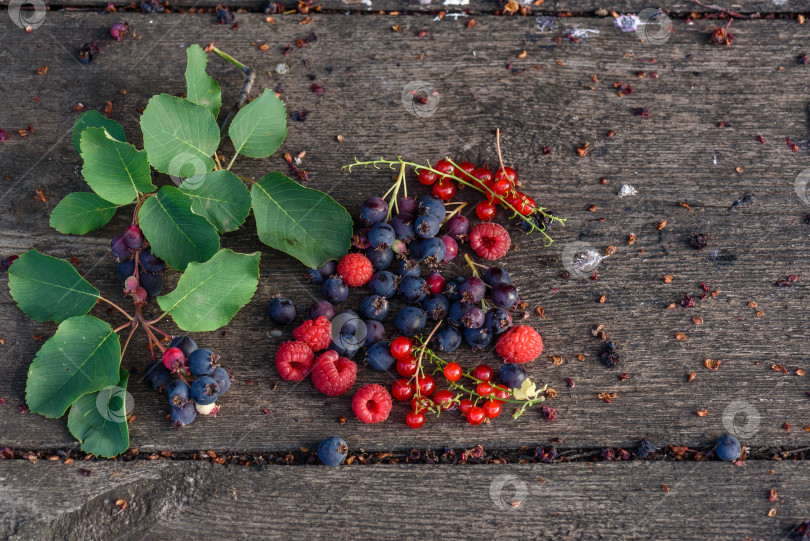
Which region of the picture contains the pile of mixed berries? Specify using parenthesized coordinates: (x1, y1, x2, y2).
(271, 157, 551, 428)
(144, 335, 233, 427)
(111, 224, 165, 301)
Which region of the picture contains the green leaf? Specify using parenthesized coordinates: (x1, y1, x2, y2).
(8, 249, 100, 323)
(251, 172, 352, 268)
(67, 368, 130, 458)
(228, 89, 287, 159)
(49, 192, 117, 235)
(157, 249, 260, 332)
(72, 111, 126, 153)
(179, 169, 251, 233)
(140, 94, 219, 175)
(184, 44, 221, 118)
(139, 186, 220, 271)
(80, 127, 155, 205)
(26, 315, 120, 418)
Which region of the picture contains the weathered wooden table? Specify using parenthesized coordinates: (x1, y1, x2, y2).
(1, 1, 809, 538)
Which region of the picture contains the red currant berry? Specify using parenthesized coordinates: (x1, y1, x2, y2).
(482, 399, 502, 419)
(396, 356, 418, 377)
(433, 389, 455, 410)
(494, 166, 517, 185)
(472, 167, 493, 184)
(459, 398, 473, 414)
(457, 161, 475, 177)
(467, 406, 486, 425)
(476, 201, 496, 222)
(492, 385, 510, 402)
(517, 195, 536, 215)
(492, 178, 512, 197)
(390, 337, 413, 360)
(411, 396, 432, 412)
(432, 178, 456, 201)
(406, 409, 425, 429)
(476, 382, 493, 397)
(416, 374, 436, 396)
(435, 158, 455, 177)
(425, 272, 446, 294)
(472, 364, 493, 382)
(505, 191, 522, 209)
(392, 378, 415, 401)
(443, 362, 462, 382)
(418, 169, 437, 185)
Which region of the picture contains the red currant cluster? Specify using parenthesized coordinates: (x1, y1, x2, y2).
(387, 336, 543, 429)
(417, 159, 536, 223)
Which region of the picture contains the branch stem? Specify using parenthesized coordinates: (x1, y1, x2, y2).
(98, 297, 134, 321)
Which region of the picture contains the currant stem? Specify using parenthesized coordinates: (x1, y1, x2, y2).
(495, 128, 505, 172)
(146, 311, 169, 326)
(464, 253, 481, 279)
(147, 323, 171, 340)
(98, 297, 134, 321)
(411, 321, 444, 401)
(442, 201, 467, 224)
(212, 45, 255, 138)
(137, 311, 165, 353)
(210, 45, 247, 70)
(120, 321, 139, 361)
(113, 322, 133, 333)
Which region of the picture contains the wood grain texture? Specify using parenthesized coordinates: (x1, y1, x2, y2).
(2, 460, 808, 539)
(1, 13, 809, 454)
(31, 0, 810, 14)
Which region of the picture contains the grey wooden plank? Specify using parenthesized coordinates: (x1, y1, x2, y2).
(1, 13, 810, 454)
(1, 460, 808, 540)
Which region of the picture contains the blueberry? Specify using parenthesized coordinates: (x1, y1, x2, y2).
(398, 276, 428, 304)
(460, 277, 486, 304)
(500, 363, 527, 390)
(368, 271, 398, 298)
(483, 266, 511, 287)
(360, 196, 388, 226)
(491, 283, 519, 310)
(395, 259, 421, 278)
(445, 215, 471, 241)
(368, 222, 395, 250)
(323, 276, 349, 303)
(190, 376, 220, 405)
(139, 249, 165, 274)
(352, 227, 370, 250)
(123, 224, 144, 250)
(422, 293, 449, 321)
(309, 300, 336, 321)
(448, 301, 469, 327)
(715, 435, 741, 461)
(268, 296, 297, 325)
(461, 305, 485, 329)
(145, 361, 172, 391)
(445, 276, 465, 302)
(359, 295, 389, 321)
(416, 237, 446, 265)
(168, 336, 198, 358)
(110, 234, 131, 260)
(485, 308, 512, 334)
(364, 319, 385, 345)
(188, 348, 220, 376)
(211, 366, 232, 394)
(307, 260, 337, 283)
(166, 380, 190, 406)
(317, 436, 348, 466)
(396, 196, 418, 215)
(636, 439, 657, 459)
(366, 341, 396, 371)
(414, 214, 441, 238)
(394, 306, 426, 337)
(417, 195, 445, 220)
(464, 326, 493, 350)
(432, 325, 462, 352)
(365, 246, 394, 270)
(330, 337, 360, 359)
(390, 213, 416, 242)
(170, 402, 197, 427)
(116, 259, 135, 282)
(139, 272, 163, 297)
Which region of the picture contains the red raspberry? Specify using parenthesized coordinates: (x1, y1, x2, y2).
(469, 223, 511, 260)
(275, 341, 314, 381)
(352, 383, 392, 424)
(311, 350, 357, 396)
(495, 325, 543, 364)
(293, 316, 332, 351)
(337, 253, 373, 287)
